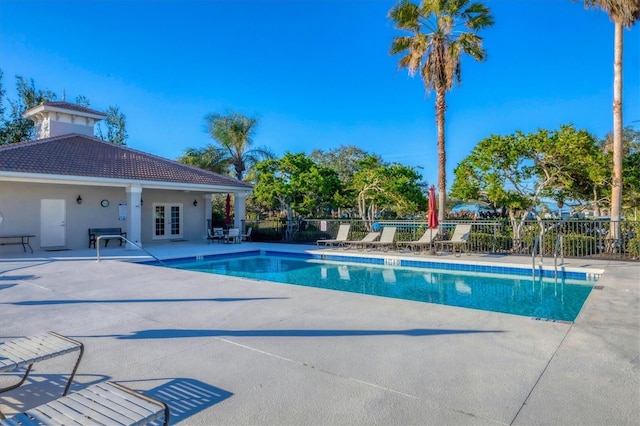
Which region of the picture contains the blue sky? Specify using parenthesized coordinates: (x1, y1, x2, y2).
(1, 0, 638, 188)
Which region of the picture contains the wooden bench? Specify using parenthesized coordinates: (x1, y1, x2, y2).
(88, 228, 127, 248)
(0, 381, 170, 425)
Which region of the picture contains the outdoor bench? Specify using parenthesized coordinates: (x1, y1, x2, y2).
(88, 227, 127, 248)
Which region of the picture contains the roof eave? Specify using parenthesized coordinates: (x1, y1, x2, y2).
(22, 104, 107, 120)
(0, 171, 253, 194)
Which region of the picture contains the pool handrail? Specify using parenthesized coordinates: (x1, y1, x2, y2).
(553, 234, 564, 277)
(95, 234, 167, 266)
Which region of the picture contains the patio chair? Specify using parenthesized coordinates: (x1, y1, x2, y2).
(240, 227, 252, 241)
(207, 227, 224, 244)
(365, 226, 397, 252)
(397, 228, 438, 253)
(316, 224, 351, 248)
(343, 231, 380, 251)
(435, 223, 472, 257)
(0, 381, 170, 425)
(225, 228, 240, 244)
(0, 332, 84, 397)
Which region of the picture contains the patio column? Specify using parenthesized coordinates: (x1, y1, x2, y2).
(126, 185, 142, 248)
(233, 191, 249, 230)
(204, 193, 212, 238)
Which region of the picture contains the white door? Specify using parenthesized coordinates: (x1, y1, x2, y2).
(40, 199, 66, 247)
(152, 203, 183, 240)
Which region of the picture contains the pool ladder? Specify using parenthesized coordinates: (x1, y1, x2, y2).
(95, 235, 168, 266)
(532, 234, 563, 277)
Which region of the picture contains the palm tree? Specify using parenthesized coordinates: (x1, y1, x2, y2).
(388, 0, 493, 222)
(204, 111, 274, 181)
(177, 145, 230, 174)
(581, 0, 639, 244)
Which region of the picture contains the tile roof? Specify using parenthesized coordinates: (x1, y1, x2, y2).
(0, 134, 253, 189)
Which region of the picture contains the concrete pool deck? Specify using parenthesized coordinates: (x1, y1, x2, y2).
(0, 242, 638, 425)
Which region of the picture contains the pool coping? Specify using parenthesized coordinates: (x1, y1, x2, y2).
(140, 247, 604, 281)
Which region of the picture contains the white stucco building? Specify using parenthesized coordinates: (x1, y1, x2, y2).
(0, 101, 252, 253)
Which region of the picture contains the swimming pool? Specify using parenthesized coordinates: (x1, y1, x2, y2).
(151, 250, 598, 322)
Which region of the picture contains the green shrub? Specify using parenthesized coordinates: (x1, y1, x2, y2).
(561, 234, 598, 256)
(252, 228, 284, 242)
(293, 230, 325, 243)
(626, 233, 640, 258)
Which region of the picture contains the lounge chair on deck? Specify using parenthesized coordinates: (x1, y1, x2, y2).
(365, 226, 397, 252)
(0, 381, 170, 426)
(343, 231, 380, 250)
(397, 228, 438, 253)
(316, 224, 351, 248)
(436, 223, 472, 257)
(0, 332, 84, 397)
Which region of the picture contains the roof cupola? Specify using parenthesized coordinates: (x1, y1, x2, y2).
(22, 101, 107, 139)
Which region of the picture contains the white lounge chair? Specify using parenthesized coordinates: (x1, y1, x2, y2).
(397, 228, 438, 253)
(343, 231, 380, 250)
(365, 226, 397, 252)
(436, 223, 472, 257)
(0, 381, 170, 425)
(0, 332, 84, 397)
(317, 224, 351, 248)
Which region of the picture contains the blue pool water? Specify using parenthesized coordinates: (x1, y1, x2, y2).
(155, 251, 596, 322)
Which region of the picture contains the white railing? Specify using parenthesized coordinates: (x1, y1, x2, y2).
(95, 235, 166, 266)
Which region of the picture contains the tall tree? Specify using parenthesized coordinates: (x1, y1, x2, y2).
(253, 153, 341, 240)
(204, 111, 273, 181)
(0, 75, 56, 144)
(388, 0, 493, 222)
(310, 145, 371, 184)
(177, 145, 230, 174)
(97, 105, 128, 145)
(0, 70, 6, 121)
(310, 145, 372, 217)
(0, 72, 128, 145)
(350, 156, 427, 231)
(581, 0, 640, 242)
(451, 125, 606, 250)
(74, 95, 91, 107)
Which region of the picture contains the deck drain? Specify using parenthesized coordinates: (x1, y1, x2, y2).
(593, 285, 604, 290)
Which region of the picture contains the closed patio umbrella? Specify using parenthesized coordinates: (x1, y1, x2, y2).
(428, 185, 438, 229)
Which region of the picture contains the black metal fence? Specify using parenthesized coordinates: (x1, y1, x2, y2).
(242, 218, 639, 261)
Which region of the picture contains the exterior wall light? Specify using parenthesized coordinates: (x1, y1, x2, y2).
(76, 195, 82, 204)
(193, 199, 198, 207)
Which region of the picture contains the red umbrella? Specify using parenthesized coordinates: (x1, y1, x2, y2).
(225, 193, 232, 225)
(428, 185, 438, 229)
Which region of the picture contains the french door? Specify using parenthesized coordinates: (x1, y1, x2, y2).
(153, 203, 183, 240)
